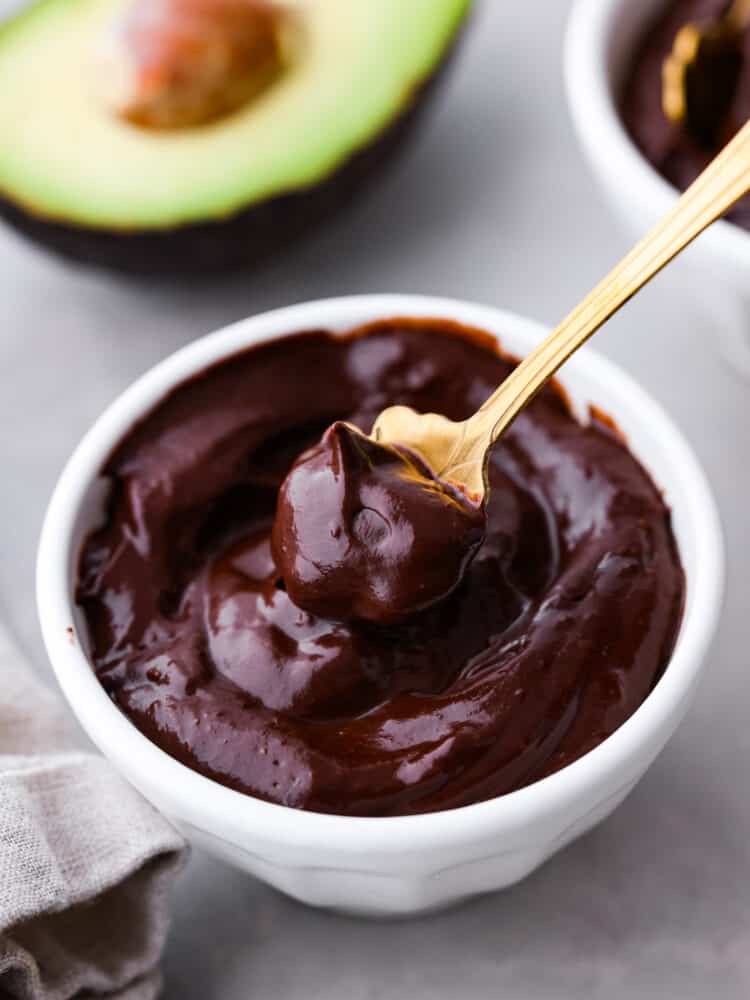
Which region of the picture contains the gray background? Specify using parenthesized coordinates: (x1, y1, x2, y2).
(1, 2, 748, 997)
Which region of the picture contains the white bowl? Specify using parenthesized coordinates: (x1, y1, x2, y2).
(564, 0, 750, 374)
(37, 295, 723, 917)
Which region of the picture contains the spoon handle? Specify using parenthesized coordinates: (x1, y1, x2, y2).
(463, 116, 750, 455)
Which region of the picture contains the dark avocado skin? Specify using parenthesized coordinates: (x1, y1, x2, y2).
(0, 26, 466, 276)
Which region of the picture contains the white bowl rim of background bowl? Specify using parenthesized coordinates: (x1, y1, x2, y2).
(37, 293, 724, 859)
(564, 0, 750, 276)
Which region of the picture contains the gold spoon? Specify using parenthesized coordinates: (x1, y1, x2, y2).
(373, 117, 750, 501)
(662, 0, 750, 147)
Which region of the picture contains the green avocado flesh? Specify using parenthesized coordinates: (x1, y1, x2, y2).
(0, 0, 471, 229)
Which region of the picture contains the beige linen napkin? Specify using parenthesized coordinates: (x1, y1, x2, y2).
(0, 624, 188, 1000)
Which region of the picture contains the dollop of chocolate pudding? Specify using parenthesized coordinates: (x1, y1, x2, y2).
(77, 320, 685, 816)
(623, 0, 750, 229)
(271, 421, 486, 624)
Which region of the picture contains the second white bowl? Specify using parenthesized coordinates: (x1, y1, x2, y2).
(565, 0, 750, 373)
(37, 295, 723, 916)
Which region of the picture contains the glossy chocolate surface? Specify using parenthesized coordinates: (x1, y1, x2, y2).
(77, 320, 685, 816)
(271, 421, 486, 624)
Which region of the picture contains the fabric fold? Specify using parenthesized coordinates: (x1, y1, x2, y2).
(0, 624, 187, 999)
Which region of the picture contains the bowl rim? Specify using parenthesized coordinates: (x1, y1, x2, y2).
(563, 0, 750, 273)
(36, 293, 724, 855)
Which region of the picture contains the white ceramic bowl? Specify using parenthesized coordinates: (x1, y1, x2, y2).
(565, 0, 750, 373)
(37, 295, 723, 917)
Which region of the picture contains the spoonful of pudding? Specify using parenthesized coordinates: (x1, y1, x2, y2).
(274, 118, 750, 625)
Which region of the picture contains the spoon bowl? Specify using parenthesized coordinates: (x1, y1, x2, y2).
(662, 0, 750, 147)
(372, 405, 485, 497)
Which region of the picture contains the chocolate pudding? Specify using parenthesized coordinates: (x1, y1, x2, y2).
(271, 421, 486, 625)
(77, 319, 685, 816)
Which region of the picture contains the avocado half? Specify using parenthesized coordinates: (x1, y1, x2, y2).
(0, 0, 472, 274)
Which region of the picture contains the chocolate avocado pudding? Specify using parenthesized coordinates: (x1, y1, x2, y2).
(77, 319, 685, 816)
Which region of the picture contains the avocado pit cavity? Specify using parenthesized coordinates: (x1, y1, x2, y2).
(99, 0, 292, 129)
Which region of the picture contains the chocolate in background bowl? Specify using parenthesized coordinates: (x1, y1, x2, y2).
(36, 295, 723, 917)
(565, 0, 750, 376)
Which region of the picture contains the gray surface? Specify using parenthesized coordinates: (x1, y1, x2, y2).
(1, 2, 748, 997)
